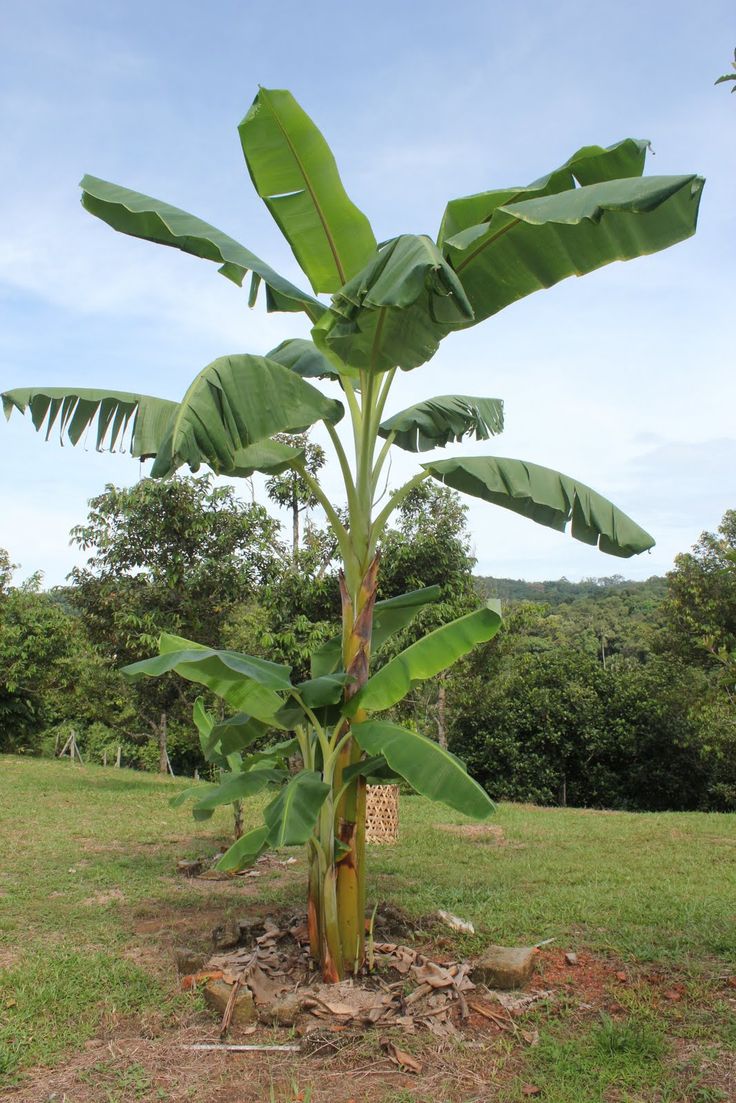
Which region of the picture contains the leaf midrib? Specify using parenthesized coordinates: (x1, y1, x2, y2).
(262, 90, 346, 287)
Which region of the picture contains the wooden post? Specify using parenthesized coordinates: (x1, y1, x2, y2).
(103, 750, 108, 767)
(158, 712, 168, 775)
(115, 744, 122, 768)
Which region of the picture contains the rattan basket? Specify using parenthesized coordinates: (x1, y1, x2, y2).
(365, 784, 399, 844)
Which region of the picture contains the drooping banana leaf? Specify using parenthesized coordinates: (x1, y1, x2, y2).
(262, 770, 331, 847)
(169, 783, 214, 810)
(122, 635, 292, 722)
(379, 395, 504, 452)
(2, 388, 176, 458)
(438, 137, 651, 243)
(424, 456, 654, 558)
(352, 720, 495, 819)
(310, 585, 442, 678)
(227, 438, 305, 478)
(293, 672, 355, 708)
(443, 174, 704, 325)
(216, 824, 271, 872)
(80, 175, 324, 321)
(204, 712, 272, 758)
(239, 88, 377, 294)
(150, 354, 343, 478)
(345, 601, 502, 715)
(266, 338, 341, 381)
(192, 767, 284, 811)
(312, 235, 474, 374)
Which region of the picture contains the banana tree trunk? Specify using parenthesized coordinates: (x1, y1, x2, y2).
(307, 555, 379, 981)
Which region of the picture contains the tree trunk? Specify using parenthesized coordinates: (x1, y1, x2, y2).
(158, 711, 168, 774)
(292, 485, 299, 564)
(232, 800, 244, 840)
(437, 672, 448, 750)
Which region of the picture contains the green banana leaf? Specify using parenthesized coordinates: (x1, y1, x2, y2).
(444, 173, 704, 325)
(2, 387, 176, 459)
(293, 673, 355, 708)
(80, 175, 324, 321)
(169, 783, 214, 810)
(123, 636, 291, 722)
(379, 395, 504, 452)
(310, 585, 441, 678)
(438, 137, 651, 243)
(228, 439, 305, 477)
(345, 601, 502, 715)
(204, 712, 272, 758)
(266, 338, 341, 381)
(216, 825, 271, 872)
(240, 738, 300, 767)
(239, 88, 377, 294)
(352, 720, 495, 819)
(262, 770, 331, 847)
(424, 456, 654, 558)
(192, 767, 283, 811)
(313, 235, 474, 374)
(150, 354, 343, 478)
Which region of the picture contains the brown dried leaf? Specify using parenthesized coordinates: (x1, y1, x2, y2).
(412, 961, 455, 988)
(381, 1039, 422, 1074)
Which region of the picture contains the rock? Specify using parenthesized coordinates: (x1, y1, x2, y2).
(471, 945, 537, 990)
(237, 915, 266, 943)
(258, 992, 303, 1026)
(564, 951, 579, 966)
(211, 919, 241, 951)
(436, 910, 475, 935)
(203, 980, 256, 1025)
(173, 946, 208, 975)
(176, 859, 204, 877)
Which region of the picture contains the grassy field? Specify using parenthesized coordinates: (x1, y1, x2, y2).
(0, 754, 735, 1102)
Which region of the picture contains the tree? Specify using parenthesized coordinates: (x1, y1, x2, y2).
(65, 476, 282, 771)
(0, 559, 97, 752)
(3, 88, 702, 980)
(265, 433, 326, 562)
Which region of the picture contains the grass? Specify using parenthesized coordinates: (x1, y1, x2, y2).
(0, 754, 735, 1101)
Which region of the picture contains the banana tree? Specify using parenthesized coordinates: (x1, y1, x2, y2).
(2, 88, 703, 980)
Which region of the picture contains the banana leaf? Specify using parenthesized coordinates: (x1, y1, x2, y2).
(192, 767, 283, 811)
(346, 601, 502, 715)
(262, 770, 331, 847)
(438, 137, 651, 243)
(313, 235, 474, 374)
(239, 88, 377, 294)
(80, 175, 324, 321)
(379, 395, 504, 452)
(150, 354, 343, 477)
(352, 720, 495, 818)
(425, 456, 654, 557)
(123, 636, 291, 722)
(266, 338, 341, 381)
(2, 388, 176, 458)
(216, 825, 271, 872)
(444, 173, 704, 325)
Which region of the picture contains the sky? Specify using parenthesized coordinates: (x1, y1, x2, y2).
(1, 0, 734, 586)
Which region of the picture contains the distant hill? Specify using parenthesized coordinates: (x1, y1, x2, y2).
(474, 574, 667, 607)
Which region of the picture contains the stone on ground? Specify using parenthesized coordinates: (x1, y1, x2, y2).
(471, 945, 537, 990)
(203, 979, 257, 1025)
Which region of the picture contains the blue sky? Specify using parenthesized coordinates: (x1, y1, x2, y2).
(1, 0, 734, 585)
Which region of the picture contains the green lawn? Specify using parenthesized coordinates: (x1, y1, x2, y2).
(1, 754, 734, 1102)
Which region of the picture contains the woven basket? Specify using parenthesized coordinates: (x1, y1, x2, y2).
(365, 784, 399, 844)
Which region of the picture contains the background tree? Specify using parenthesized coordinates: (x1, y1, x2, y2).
(265, 434, 326, 563)
(66, 476, 282, 772)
